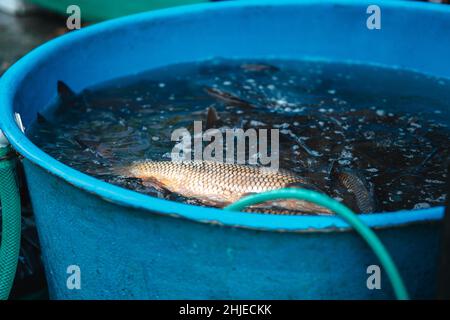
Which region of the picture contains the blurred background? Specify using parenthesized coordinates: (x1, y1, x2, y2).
(0, 0, 222, 76)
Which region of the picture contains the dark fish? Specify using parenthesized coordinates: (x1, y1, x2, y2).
(240, 63, 279, 73)
(204, 87, 255, 108)
(74, 136, 112, 159)
(388, 147, 443, 186)
(280, 129, 323, 158)
(119, 160, 333, 215)
(333, 167, 376, 213)
(413, 147, 440, 174)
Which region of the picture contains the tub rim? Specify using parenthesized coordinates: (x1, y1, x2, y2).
(0, 0, 446, 232)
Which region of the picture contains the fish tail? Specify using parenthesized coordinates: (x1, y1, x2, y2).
(114, 160, 155, 178)
(113, 161, 147, 177)
(111, 165, 131, 177)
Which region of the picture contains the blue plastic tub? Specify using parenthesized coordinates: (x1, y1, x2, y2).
(0, 0, 448, 299)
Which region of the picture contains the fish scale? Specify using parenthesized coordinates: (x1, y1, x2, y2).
(123, 160, 332, 214)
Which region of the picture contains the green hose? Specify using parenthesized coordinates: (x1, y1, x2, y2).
(0, 145, 21, 300)
(224, 188, 409, 300)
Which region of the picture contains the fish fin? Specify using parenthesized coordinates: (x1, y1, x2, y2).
(413, 148, 440, 175)
(202, 192, 255, 209)
(327, 159, 337, 177)
(57, 80, 76, 101)
(111, 165, 133, 178)
(74, 136, 98, 150)
(141, 177, 169, 194)
(205, 106, 219, 130)
(237, 192, 280, 208)
(204, 87, 254, 108)
(36, 112, 49, 124)
(197, 198, 230, 207)
(240, 192, 257, 199)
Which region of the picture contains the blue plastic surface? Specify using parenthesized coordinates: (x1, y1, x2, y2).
(0, 0, 448, 299)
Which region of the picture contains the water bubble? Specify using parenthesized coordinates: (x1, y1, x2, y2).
(376, 109, 386, 116)
(413, 203, 431, 209)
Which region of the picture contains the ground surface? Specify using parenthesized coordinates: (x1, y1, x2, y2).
(0, 10, 66, 76)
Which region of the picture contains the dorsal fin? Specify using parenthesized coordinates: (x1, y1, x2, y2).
(36, 112, 49, 124)
(205, 106, 219, 130)
(57, 80, 76, 101)
(204, 87, 255, 109)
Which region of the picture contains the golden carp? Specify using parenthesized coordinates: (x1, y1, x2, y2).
(120, 160, 333, 215)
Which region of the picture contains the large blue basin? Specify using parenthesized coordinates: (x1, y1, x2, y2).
(0, 0, 448, 299)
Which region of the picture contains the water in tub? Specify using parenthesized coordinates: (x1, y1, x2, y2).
(27, 59, 450, 214)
